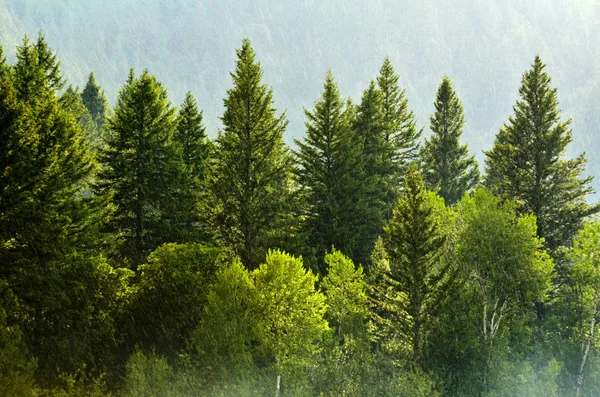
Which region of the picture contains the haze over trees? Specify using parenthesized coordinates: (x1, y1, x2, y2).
(0, 21, 599, 397)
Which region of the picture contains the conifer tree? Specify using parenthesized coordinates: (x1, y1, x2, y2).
(485, 56, 599, 253)
(61, 85, 101, 150)
(175, 91, 209, 181)
(353, 82, 389, 253)
(295, 71, 365, 272)
(173, 92, 210, 241)
(377, 168, 455, 362)
(81, 71, 110, 131)
(98, 69, 187, 267)
(377, 57, 421, 182)
(421, 76, 479, 205)
(0, 41, 103, 381)
(13, 34, 64, 103)
(207, 39, 293, 269)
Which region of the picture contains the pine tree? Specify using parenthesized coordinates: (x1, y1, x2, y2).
(295, 71, 365, 272)
(97, 69, 187, 267)
(485, 56, 599, 253)
(207, 39, 293, 269)
(378, 168, 455, 362)
(376, 57, 421, 183)
(81, 71, 110, 131)
(421, 76, 479, 205)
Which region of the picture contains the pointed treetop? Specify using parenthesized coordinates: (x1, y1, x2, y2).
(376, 56, 421, 171)
(484, 55, 598, 253)
(34, 32, 64, 92)
(82, 71, 110, 131)
(176, 91, 208, 178)
(421, 75, 479, 205)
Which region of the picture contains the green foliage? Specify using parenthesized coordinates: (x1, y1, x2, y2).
(485, 56, 599, 254)
(176, 91, 209, 181)
(122, 243, 228, 362)
(253, 250, 329, 383)
(376, 57, 421, 178)
(97, 69, 190, 267)
(353, 80, 394, 266)
(322, 248, 368, 339)
(60, 85, 102, 152)
(122, 349, 176, 397)
(315, 249, 370, 396)
(81, 72, 110, 133)
(377, 168, 455, 361)
(0, 282, 38, 397)
(13, 33, 64, 102)
(421, 76, 479, 205)
(193, 259, 258, 381)
(456, 188, 554, 394)
(295, 71, 365, 272)
(0, 45, 8, 80)
(206, 38, 294, 269)
(566, 221, 600, 394)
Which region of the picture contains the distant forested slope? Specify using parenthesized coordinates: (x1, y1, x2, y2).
(1, 0, 599, 191)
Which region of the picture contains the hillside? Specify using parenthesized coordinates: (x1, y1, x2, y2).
(1, 0, 599, 190)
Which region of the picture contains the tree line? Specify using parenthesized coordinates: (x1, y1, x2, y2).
(0, 34, 599, 397)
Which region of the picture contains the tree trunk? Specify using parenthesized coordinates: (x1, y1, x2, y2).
(576, 298, 598, 396)
(275, 373, 281, 397)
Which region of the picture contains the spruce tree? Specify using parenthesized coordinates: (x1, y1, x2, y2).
(175, 91, 209, 181)
(207, 39, 293, 269)
(295, 71, 365, 272)
(60, 85, 101, 150)
(421, 76, 479, 205)
(485, 56, 599, 253)
(173, 91, 210, 241)
(352, 81, 393, 266)
(0, 42, 102, 381)
(81, 71, 110, 131)
(376, 57, 421, 183)
(98, 69, 187, 267)
(375, 168, 455, 362)
(13, 34, 64, 103)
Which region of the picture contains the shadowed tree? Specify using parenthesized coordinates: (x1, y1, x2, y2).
(207, 39, 294, 269)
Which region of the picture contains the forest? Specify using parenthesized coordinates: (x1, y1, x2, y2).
(0, 32, 600, 397)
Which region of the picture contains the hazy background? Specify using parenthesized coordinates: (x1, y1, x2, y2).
(0, 0, 598, 192)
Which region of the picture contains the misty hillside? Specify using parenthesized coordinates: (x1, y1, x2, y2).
(1, 0, 599, 188)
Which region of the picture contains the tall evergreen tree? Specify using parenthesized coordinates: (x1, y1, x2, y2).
(376, 57, 421, 183)
(175, 91, 209, 181)
(485, 56, 599, 253)
(81, 71, 110, 132)
(173, 92, 210, 241)
(207, 39, 293, 269)
(98, 69, 187, 267)
(353, 81, 389, 258)
(421, 76, 479, 205)
(0, 39, 106, 381)
(373, 168, 455, 362)
(295, 70, 365, 272)
(13, 34, 64, 103)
